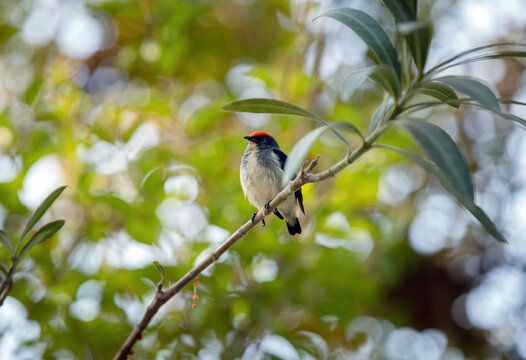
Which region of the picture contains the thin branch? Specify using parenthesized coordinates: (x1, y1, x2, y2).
(113, 127, 386, 359)
(0, 261, 17, 307)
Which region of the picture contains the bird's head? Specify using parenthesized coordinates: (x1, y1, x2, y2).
(243, 131, 279, 150)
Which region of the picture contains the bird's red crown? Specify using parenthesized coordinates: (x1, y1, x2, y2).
(249, 131, 272, 137)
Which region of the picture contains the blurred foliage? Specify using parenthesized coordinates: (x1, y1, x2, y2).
(1, 0, 526, 359)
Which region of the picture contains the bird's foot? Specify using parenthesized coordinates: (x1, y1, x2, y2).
(251, 213, 266, 227)
(264, 202, 271, 214)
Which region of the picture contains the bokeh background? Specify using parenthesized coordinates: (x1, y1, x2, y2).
(1, 0, 526, 359)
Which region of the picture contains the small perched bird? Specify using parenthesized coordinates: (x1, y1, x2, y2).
(240, 131, 305, 235)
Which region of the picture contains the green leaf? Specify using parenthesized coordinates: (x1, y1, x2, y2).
(466, 205, 507, 243)
(0, 230, 13, 253)
(318, 8, 401, 80)
(222, 98, 319, 120)
(369, 66, 400, 98)
(395, 119, 474, 202)
(341, 67, 374, 101)
(19, 186, 67, 247)
(153, 261, 165, 283)
(24, 76, 43, 106)
(438, 77, 500, 112)
(430, 49, 526, 75)
(398, 22, 432, 73)
(425, 42, 526, 76)
(223, 98, 350, 148)
(333, 121, 366, 142)
(282, 121, 362, 186)
(381, 0, 413, 22)
(417, 81, 459, 108)
(17, 220, 65, 261)
(370, 99, 393, 134)
(283, 127, 326, 187)
(375, 144, 506, 243)
(402, 0, 417, 18)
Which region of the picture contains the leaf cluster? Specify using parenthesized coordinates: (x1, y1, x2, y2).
(223, 1, 526, 243)
(0, 186, 66, 306)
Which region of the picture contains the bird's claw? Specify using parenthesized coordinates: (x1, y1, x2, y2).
(264, 202, 271, 213)
(251, 213, 266, 227)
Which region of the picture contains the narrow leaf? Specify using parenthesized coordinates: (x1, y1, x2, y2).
(376, 144, 506, 242)
(447, 51, 526, 69)
(381, 0, 413, 22)
(333, 120, 365, 142)
(399, 22, 432, 73)
(318, 8, 401, 80)
(438, 77, 500, 112)
(223, 98, 350, 147)
(222, 98, 319, 120)
(417, 81, 459, 108)
(395, 119, 474, 202)
(342, 67, 374, 101)
(0, 230, 13, 253)
(369, 98, 393, 134)
(282, 121, 362, 186)
(369, 66, 400, 98)
(19, 186, 67, 245)
(425, 42, 526, 77)
(466, 205, 507, 243)
(17, 220, 65, 261)
(153, 261, 165, 281)
(402, 0, 417, 18)
(283, 127, 327, 187)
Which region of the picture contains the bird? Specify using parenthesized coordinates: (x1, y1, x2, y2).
(240, 131, 305, 235)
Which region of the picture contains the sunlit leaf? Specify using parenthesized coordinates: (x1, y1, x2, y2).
(417, 81, 459, 108)
(153, 261, 165, 282)
(376, 144, 506, 242)
(369, 66, 400, 98)
(19, 186, 67, 247)
(222, 98, 319, 120)
(395, 119, 474, 202)
(223, 98, 350, 148)
(18, 220, 65, 261)
(24, 77, 43, 106)
(398, 21, 432, 73)
(318, 8, 401, 80)
(0, 230, 13, 253)
(438, 77, 500, 112)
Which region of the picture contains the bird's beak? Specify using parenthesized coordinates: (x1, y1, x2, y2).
(243, 135, 254, 142)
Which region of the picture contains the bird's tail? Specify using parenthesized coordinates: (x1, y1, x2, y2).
(286, 217, 301, 236)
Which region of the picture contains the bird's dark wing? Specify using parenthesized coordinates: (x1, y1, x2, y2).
(273, 149, 305, 215)
(273, 148, 288, 171)
(296, 188, 305, 214)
